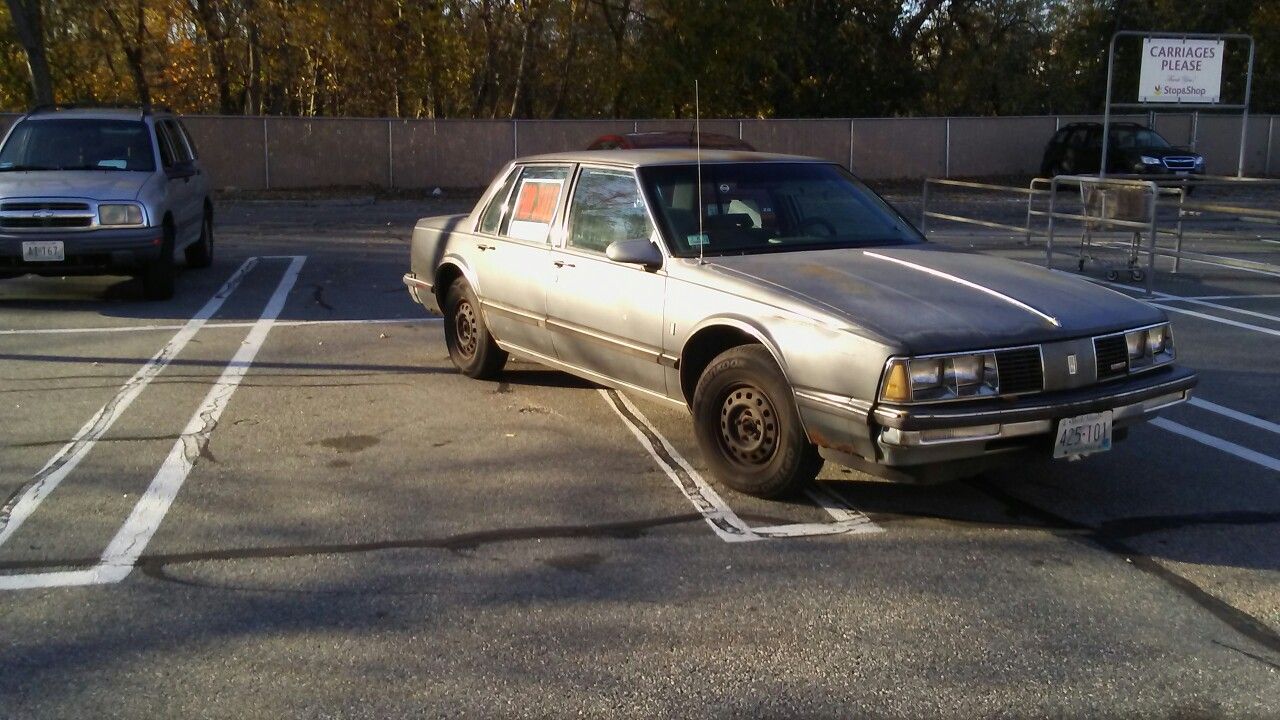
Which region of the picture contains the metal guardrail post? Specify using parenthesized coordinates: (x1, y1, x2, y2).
(1023, 180, 1036, 246)
(1173, 188, 1186, 273)
(1045, 178, 1058, 268)
(920, 179, 930, 235)
(1145, 181, 1157, 296)
(262, 117, 270, 190)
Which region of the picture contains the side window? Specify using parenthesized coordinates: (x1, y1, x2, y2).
(1067, 127, 1089, 149)
(174, 120, 198, 160)
(155, 123, 177, 168)
(567, 168, 653, 255)
(478, 169, 519, 235)
(499, 165, 571, 243)
(163, 121, 192, 163)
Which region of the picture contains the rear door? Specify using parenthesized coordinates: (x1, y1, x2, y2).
(154, 120, 201, 246)
(472, 163, 573, 359)
(546, 165, 667, 394)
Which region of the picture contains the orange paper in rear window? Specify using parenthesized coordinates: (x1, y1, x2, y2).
(512, 180, 561, 224)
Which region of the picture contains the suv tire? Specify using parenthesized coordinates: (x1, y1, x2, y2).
(141, 236, 176, 301)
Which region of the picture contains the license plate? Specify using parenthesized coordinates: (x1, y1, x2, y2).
(1175, 170, 1190, 176)
(21, 241, 64, 262)
(1053, 411, 1113, 459)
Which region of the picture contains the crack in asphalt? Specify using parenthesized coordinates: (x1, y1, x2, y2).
(965, 477, 1280, 659)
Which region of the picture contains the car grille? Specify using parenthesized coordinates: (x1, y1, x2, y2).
(1094, 335, 1129, 380)
(1, 216, 93, 229)
(0, 201, 95, 230)
(1162, 156, 1197, 171)
(995, 347, 1043, 394)
(1, 201, 91, 211)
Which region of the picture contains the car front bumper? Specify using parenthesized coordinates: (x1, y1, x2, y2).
(0, 227, 166, 276)
(870, 365, 1197, 467)
(800, 365, 1197, 482)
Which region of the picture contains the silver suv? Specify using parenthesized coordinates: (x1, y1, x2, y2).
(0, 106, 213, 300)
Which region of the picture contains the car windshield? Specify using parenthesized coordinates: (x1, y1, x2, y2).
(0, 119, 155, 172)
(639, 162, 922, 257)
(1111, 128, 1171, 149)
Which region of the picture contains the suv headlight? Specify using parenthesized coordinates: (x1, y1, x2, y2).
(1125, 323, 1175, 370)
(98, 203, 144, 226)
(1139, 155, 1161, 165)
(880, 352, 999, 403)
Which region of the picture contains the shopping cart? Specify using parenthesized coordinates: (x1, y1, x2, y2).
(1076, 182, 1151, 282)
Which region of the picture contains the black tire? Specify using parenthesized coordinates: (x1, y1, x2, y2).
(442, 277, 507, 379)
(185, 209, 213, 269)
(691, 345, 822, 499)
(141, 231, 176, 301)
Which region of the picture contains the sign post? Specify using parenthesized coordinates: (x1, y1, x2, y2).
(1099, 32, 1253, 178)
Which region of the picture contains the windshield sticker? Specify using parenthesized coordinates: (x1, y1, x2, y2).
(687, 233, 710, 247)
(97, 159, 127, 169)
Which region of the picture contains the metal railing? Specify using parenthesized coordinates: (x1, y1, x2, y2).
(920, 174, 1280, 297)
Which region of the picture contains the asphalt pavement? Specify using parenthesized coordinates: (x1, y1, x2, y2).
(0, 194, 1276, 718)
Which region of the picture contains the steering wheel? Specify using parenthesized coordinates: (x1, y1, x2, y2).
(796, 216, 836, 237)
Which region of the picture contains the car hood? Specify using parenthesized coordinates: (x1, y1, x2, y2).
(0, 170, 149, 201)
(699, 245, 1164, 354)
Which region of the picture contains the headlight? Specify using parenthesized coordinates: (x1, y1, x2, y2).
(1194, 156, 1205, 166)
(1125, 323, 1175, 370)
(881, 352, 999, 402)
(98, 203, 144, 226)
(1140, 156, 1161, 165)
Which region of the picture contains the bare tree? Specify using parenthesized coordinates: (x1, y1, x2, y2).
(5, 0, 55, 105)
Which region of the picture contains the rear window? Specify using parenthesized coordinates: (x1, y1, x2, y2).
(0, 119, 156, 172)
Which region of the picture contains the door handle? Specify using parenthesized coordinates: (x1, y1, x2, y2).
(476, 243, 495, 251)
(553, 260, 575, 268)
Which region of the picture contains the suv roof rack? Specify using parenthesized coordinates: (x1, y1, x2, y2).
(26, 103, 175, 117)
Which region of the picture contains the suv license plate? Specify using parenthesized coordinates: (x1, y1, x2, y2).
(22, 241, 65, 262)
(1053, 411, 1113, 459)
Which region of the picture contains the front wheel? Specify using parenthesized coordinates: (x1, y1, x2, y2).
(442, 277, 507, 379)
(691, 345, 822, 499)
(140, 236, 176, 301)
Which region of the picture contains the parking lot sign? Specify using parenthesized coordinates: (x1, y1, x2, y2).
(1138, 38, 1224, 103)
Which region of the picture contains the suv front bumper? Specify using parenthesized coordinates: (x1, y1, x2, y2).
(0, 227, 166, 276)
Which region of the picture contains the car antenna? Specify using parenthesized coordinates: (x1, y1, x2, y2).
(695, 80, 705, 266)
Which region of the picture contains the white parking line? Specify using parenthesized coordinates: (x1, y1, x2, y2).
(600, 389, 882, 542)
(1186, 398, 1280, 435)
(1178, 293, 1280, 301)
(1151, 418, 1280, 473)
(1148, 303, 1280, 338)
(0, 257, 260, 549)
(0, 317, 440, 336)
(0, 256, 306, 590)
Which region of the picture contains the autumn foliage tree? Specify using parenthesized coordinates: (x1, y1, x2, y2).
(0, 0, 1274, 117)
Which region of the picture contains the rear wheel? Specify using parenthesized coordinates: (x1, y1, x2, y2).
(443, 277, 507, 379)
(692, 345, 822, 499)
(185, 208, 213, 268)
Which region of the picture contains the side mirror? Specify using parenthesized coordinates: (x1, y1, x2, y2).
(605, 238, 663, 270)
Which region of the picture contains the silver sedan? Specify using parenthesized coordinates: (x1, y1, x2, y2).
(405, 150, 1197, 497)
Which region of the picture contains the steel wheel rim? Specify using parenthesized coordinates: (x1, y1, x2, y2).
(717, 383, 779, 466)
(454, 300, 478, 358)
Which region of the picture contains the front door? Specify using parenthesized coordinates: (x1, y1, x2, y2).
(547, 166, 667, 394)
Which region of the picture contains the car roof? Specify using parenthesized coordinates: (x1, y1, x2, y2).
(1061, 122, 1148, 130)
(515, 148, 825, 167)
(590, 131, 756, 150)
(21, 107, 171, 122)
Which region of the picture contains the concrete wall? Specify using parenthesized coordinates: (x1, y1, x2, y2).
(0, 111, 1274, 187)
